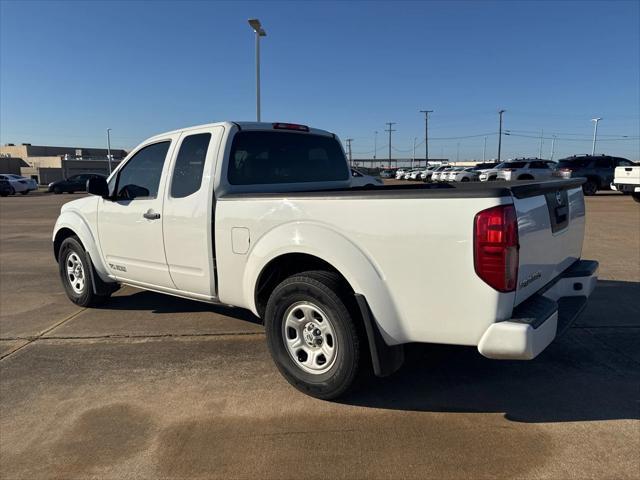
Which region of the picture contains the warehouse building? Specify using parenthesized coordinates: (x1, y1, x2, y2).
(0, 143, 127, 184)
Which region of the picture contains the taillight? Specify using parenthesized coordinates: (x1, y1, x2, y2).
(272, 122, 309, 132)
(474, 204, 519, 292)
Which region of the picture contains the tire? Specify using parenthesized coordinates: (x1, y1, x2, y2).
(69, 190, 75, 194)
(53, 186, 62, 194)
(461, 177, 470, 182)
(632, 193, 640, 204)
(265, 270, 363, 400)
(582, 179, 598, 196)
(20, 190, 29, 195)
(58, 236, 110, 307)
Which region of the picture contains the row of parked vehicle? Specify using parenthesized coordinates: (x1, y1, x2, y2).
(0, 173, 108, 197)
(387, 154, 637, 196)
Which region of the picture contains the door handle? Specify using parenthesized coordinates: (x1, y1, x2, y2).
(143, 210, 161, 220)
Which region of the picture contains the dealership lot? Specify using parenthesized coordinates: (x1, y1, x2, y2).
(0, 192, 638, 479)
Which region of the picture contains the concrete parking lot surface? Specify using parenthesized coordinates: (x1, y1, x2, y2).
(1, 191, 638, 479)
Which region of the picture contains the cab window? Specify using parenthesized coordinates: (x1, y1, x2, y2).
(115, 141, 170, 200)
(170, 133, 211, 198)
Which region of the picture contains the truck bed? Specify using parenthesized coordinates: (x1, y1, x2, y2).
(220, 178, 586, 200)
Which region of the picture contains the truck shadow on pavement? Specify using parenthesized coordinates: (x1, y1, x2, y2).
(342, 279, 640, 423)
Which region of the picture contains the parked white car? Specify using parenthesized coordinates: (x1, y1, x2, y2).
(424, 165, 449, 182)
(419, 166, 437, 181)
(611, 165, 640, 202)
(52, 121, 597, 400)
(395, 168, 408, 179)
(0, 174, 38, 195)
(351, 168, 383, 187)
(406, 169, 425, 180)
(449, 167, 480, 182)
(432, 167, 456, 182)
(479, 159, 557, 182)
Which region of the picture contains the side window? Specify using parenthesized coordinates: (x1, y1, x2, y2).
(595, 157, 613, 168)
(616, 159, 632, 167)
(170, 133, 211, 198)
(116, 141, 170, 200)
(530, 161, 547, 169)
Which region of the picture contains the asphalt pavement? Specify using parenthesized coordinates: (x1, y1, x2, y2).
(0, 190, 638, 479)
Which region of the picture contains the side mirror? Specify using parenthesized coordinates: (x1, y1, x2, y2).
(86, 176, 109, 198)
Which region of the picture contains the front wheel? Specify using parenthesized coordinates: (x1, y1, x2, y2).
(265, 271, 363, 400)
(582, 179, 598, 196)
(58, 236, 110, 307)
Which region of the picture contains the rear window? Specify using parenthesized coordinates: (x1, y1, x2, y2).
(497, 161, 527, 169)
(558, 157, 592, 168)
(228, 131, 349, 185)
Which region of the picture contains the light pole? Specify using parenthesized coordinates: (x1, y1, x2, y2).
(591, 117, 602, 155)
(106, 128, 112, 174)
(420, 109, 433, 166)
(497, 109, 506, 162)
(374, 131, 378, 161)
(248, 19, 267, 122)
(483, 136, 487, 162)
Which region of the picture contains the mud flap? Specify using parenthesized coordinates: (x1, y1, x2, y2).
(355, 294, 404, 377)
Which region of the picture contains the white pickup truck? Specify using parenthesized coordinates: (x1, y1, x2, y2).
(53, 121, 598, 399)
(611, 165, 640, 202)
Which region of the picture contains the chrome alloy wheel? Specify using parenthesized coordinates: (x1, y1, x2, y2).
(282, 301, 338, 375)
(66, 252, 86, 294)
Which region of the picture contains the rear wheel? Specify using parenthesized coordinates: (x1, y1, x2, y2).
(582, 179, 598, 196)
(461, 177, 470, 182)
(58, 236, 111, 307)
(53, 186, 62, 194)
(265, 270, 363, 399)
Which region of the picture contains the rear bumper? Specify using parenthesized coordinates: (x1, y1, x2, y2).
(611, 183, 640, 193)
(477, 259, 598, 360)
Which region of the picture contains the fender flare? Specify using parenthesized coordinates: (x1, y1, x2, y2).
(53, 211, 111, 282)
(242, 221, 406, 344)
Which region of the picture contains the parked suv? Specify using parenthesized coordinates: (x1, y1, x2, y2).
(555, 155, 635, 196)
(48, 173, 106, 194)
(479, 159, 556, 182)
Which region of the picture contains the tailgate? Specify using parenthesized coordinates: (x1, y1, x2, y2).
(510, 179, 586, 306)
(614, 166, 640, 185)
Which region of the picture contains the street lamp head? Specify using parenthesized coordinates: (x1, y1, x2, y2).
(248, 18, 266, 36)
(498, 109, 506, 114)
(591, 117, 602, 122)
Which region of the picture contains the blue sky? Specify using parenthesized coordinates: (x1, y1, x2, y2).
(1, 0, 639, 160)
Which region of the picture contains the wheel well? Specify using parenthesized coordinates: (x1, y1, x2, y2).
(585, 175, 600, 187)
(254, 253, 352, 319)
(53, 228, 80, 262)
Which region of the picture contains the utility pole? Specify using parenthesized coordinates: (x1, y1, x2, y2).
(538, 129, 544, 158)
(345, 138, 353, 166)
(412, 137, 417, 169)
(106, 128, 113, 174)
(550, 135, 556, 161)
(591, 117, 602, 155)
(248, 19, 267, 121)
(456, 142, 460, 162)
(420, 109, 433, 166)
(373, 131, 378, 161)
(483, 136, 487, 162)
(385, 122, 396, 167)
(497, 109, 506, 162)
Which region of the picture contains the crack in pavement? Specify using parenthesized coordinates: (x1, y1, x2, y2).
(1, 331, 266, 343)
(0, 307, 87, 360)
